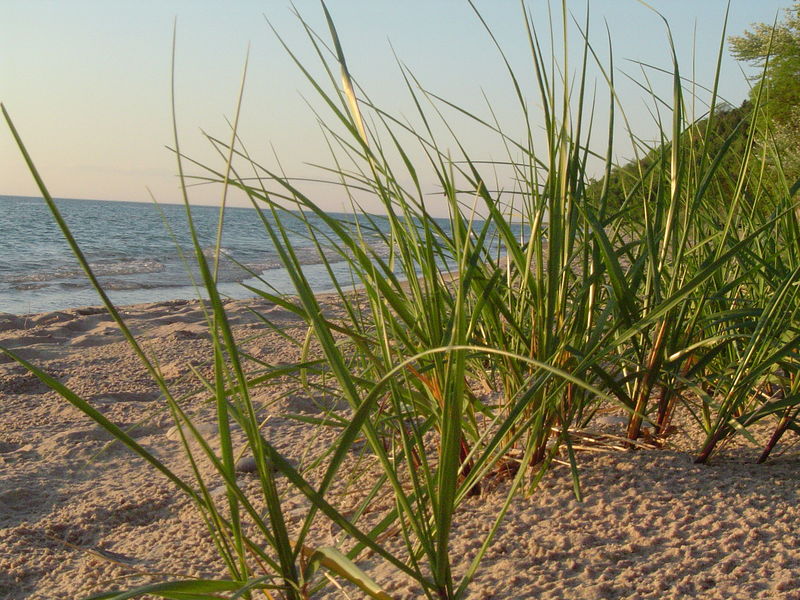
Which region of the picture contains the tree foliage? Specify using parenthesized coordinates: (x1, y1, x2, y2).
(585, 102, 753, 219)
(729, 1, 800, 126)
(588, 4, 800, 214)
(729, 2, 800, 186)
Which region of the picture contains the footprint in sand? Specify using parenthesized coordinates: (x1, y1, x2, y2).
(69, 324, 124, 347)
(0, 371, 49, 395)
(0, 313, 25, 332)
(27, 311, 79, 328)
(0, 441, 21, 454)
(0, 484, 50, 528)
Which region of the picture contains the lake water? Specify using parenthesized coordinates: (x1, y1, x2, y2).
(0, 195, 406, 315)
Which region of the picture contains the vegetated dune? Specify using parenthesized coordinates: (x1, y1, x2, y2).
(1, 298, 798, 599)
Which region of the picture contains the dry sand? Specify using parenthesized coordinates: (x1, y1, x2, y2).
(1, 297, 798, 599)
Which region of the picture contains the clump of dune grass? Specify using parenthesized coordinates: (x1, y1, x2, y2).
(3, 0, 800, 598)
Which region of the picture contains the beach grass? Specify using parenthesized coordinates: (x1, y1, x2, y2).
(2, 1, 800, 598)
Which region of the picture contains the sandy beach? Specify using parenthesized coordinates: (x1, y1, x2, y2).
(1, 297, 799, 599)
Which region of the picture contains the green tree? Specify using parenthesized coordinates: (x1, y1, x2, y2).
(585, 102, 753, 218)
(770, 106, 800, 182)
(729, 2, 800, 187)
(729, 2, 800, 126)
(586, 5, 800, 214)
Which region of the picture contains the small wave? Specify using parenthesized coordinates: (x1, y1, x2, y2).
(56, 279, 190, 291)
(290, 247, 349, 267)
(89, 259, 166, 277)
(4, 270, 69, 284)
(202, 246, 232, 258)
(12, 282, 50, 291)
(4, 258, 166, 284)
(94, 280, 150, 291)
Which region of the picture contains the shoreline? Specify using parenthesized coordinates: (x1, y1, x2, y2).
(2, 295, 799, 598)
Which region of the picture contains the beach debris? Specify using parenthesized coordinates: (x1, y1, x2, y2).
(45, 533, 140, 567)
(593, 415, 629, 428)
(235, 455, 285, 474)
(235, 455, 258, 473)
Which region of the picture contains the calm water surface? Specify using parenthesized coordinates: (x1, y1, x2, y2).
(0, 196, 401, 314)
(5, 195, 527, 315)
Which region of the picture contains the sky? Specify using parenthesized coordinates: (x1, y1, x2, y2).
(1, 0, 793, 215)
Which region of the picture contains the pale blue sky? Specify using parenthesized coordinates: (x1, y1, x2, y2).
(1, 1, 791, 214)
